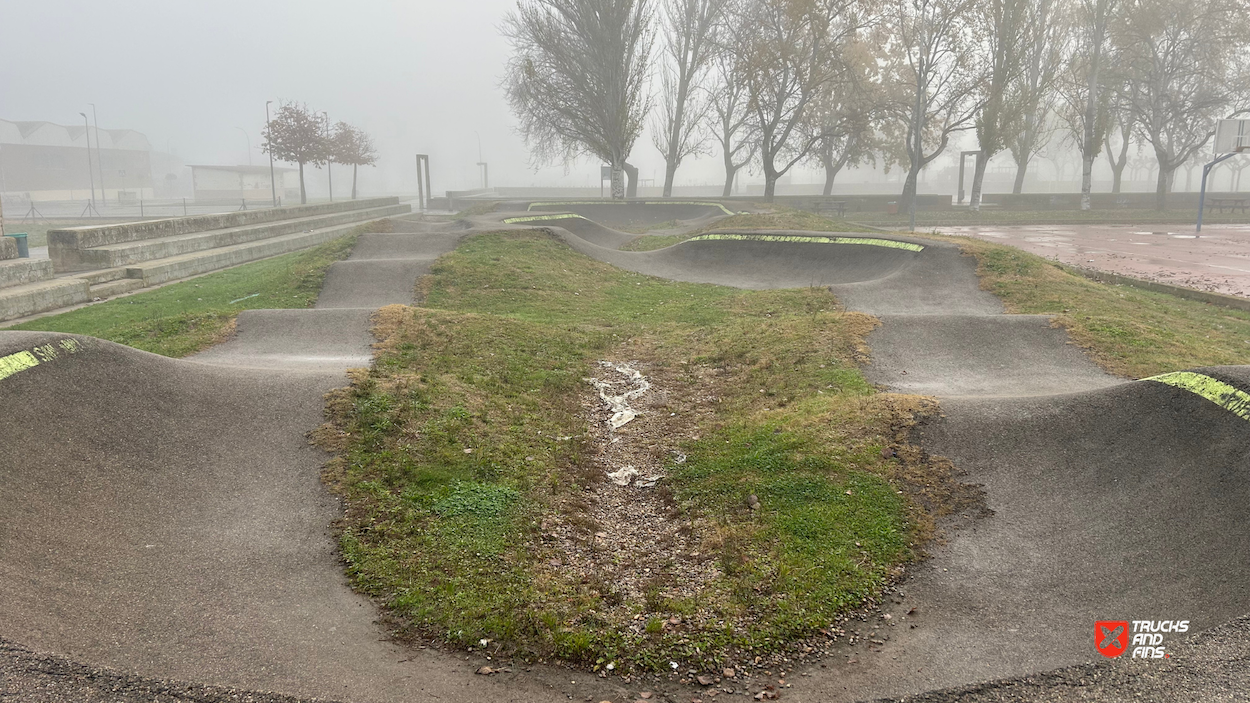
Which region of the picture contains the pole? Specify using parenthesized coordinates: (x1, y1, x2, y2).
(80, 113, 97, 209)
(235, 127, 253, 166)
(958, 151, 979, 205)
(90, 104, 107, 204)
(416, 154, 426, 210)
(322, 112, 333, 202)
(265, 101, 277, 207)
(1197, 152, 1236, 232)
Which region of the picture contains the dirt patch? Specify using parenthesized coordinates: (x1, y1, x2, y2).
(537, 356, 725, 627)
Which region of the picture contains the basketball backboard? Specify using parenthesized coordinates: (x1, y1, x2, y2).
(1214, 119, 1250, 154)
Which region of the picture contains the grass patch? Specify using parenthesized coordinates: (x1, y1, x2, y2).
(453, 201, 500, 220)
(949, 236, 1250, 377)
(621, 208, 880, 252)
(8, 230, 366, 357)
(322, 230, 943, 674)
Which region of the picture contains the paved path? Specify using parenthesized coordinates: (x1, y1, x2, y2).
(933, 223, 1250, 299)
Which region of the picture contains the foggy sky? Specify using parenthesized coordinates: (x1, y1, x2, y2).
(1, 0, 789, 196)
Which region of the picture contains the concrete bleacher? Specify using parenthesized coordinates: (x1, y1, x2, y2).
(0, 197, 409, 322)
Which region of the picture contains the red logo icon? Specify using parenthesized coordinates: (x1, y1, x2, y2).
(1096, 620, 1129, 658)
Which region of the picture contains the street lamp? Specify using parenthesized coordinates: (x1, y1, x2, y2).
(265, 101, 277, 207)
(89, 103, 106, 203)
(234, 127, 253, 166)
(79, 112, 97, 209)
(322, 111, 333, 202)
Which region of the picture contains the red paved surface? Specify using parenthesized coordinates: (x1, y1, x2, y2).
(935, 223, 1250, 299)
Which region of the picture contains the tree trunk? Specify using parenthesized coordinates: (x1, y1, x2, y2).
(822, 148, 840, 197)
(663, 160, 679, 198)
(722, 167, 736, 198)
(1012, 158, 1028, 194)
(624, 162, 639, 199)
(1155, 166, 1171, 211)
(352, 164, 358, 200)
(763, 159, 778, 202)
(1080, 153, 1094, 210)
(901, 166, 920, 215)
(298, 161, 307, 205)
(970, 152, 990, 212)
(610, 166, 625, 200)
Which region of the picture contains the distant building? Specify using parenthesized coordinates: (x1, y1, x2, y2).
(0, 118, 156, 202)
(189, 165, 297, 203)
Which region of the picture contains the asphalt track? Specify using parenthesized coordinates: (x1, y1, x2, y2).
(507, 209, 1250, 700)
(3, 204, 1249, 702)
(0, 217, 630, 703)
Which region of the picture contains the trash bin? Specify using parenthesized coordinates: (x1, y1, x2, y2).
(4, 232, 29, 259)
(886, 201, 899, 215)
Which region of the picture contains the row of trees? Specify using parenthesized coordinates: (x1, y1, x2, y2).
(503, 0, 1250, 209)
(261, 102, 378, 204)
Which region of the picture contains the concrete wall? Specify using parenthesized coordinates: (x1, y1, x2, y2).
(980, 192, 1248, 210)
(770, 194, 953, 213)
(0, 237, 16, 260)
(49, 197, 399, 251)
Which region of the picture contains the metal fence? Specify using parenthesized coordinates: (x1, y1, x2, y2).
(0, 197, 288, 224)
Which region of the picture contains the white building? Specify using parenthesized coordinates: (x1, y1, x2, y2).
(189, 165, 298, 203)
(0, 118, 156, 201)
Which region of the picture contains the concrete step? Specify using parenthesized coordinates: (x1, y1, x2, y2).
(0, 278, 91, 323)
(0, 259, 54, 290)
(77, 267, 129, 285)
(88, 278, 146, 299)
(125, 217, 390, 287)
(64, 204, 410, 271)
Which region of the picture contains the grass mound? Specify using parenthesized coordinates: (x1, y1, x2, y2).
(320, 231, 952, 675)
(953, 237, 1250, 378)
(8, 229, 367, 357)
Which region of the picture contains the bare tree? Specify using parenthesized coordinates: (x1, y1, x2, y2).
(708, 50, 758, 196)
(1101, 81, 1137, 193)
(1120, 0, 1248, 209)
(1006, 0, 1067, 194)
(732, 0, 863, 201)
(968, 0, 1031, 211)
(887, 0, 985, 218)
(262, 101, 328, 205)
(653, 0, 727, 197)
(329, 122, 378, 200)
(804, 39, 890, 195)
(503, 0, 653, 199)
(1060, 0, 1120, 210)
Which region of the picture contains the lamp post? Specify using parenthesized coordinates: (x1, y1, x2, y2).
(79, 112, 97, 209)
(322, 111, 333, 202)
(234, 127, 253, 166)
(89, 103, 107, 203)
(265, 101, 277, 207)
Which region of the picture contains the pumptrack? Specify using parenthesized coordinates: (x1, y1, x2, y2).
(2, 204, 1247, 702)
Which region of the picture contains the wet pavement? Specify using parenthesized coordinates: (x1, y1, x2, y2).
(933, 223, 1250, 298)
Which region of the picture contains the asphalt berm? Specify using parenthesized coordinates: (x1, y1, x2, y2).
(2, 204, 1247, 702)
